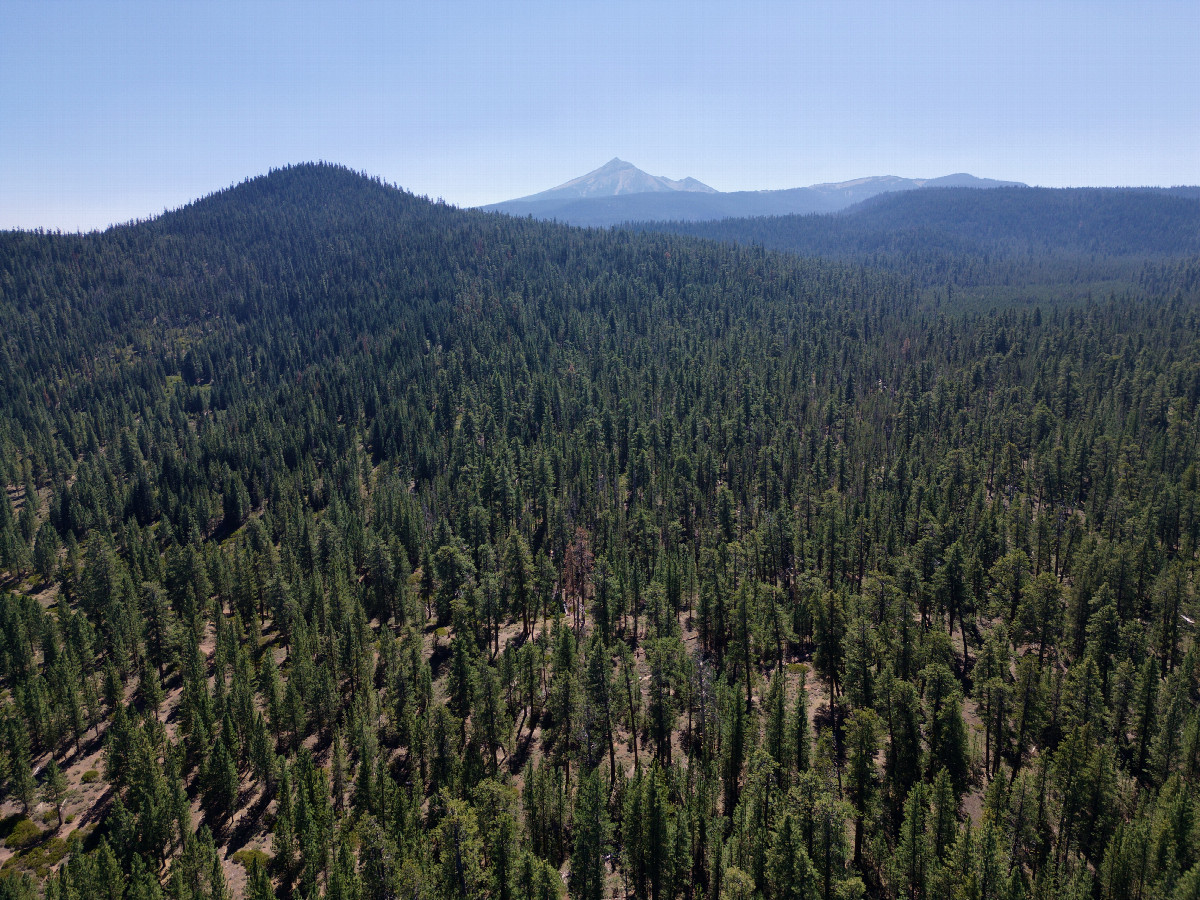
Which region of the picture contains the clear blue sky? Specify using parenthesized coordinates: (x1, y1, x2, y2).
(3, 0, 1198, 231)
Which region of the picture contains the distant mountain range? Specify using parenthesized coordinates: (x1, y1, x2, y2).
(481, 159, 1026, 225)
(642, 185, 1200, 258)
(629, 184, 1200, 297)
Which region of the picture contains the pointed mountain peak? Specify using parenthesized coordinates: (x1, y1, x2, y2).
(511, 159, 716, 203)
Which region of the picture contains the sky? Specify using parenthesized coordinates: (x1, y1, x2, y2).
(3, 0, 1199, 231)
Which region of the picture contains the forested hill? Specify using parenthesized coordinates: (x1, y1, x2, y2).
(0, 163, 1199, 900)
(637, 186, 1200, 294)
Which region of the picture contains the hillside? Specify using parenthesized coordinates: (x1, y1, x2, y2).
(638, 186, 1200, 297)
(646, 185, 1200, 256)
(0, 163, 1198, 900)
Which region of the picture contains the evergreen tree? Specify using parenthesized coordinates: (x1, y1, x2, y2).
(892, 783, 931, 900)
(845, 708, 880, 868)
(41, 758, 68, 829)
(768, 813, 817, 900)
(570, 767, 610, 900)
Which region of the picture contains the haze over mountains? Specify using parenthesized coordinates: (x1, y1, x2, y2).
(482, 158, 1026, 225)
(639, 185, 1200, 276)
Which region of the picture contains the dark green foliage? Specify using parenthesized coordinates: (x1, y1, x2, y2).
(767, 813, 817, 900)
(642, 186, 1200, 292)
(570, 767, 610, 900)
(0, 164, 1196, 898)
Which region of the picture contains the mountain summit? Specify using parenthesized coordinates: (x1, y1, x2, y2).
(509, 158, 717, 203)
(482, 163, 1025, 226)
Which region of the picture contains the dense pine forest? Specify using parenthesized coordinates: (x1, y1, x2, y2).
(0, 163, 1198, 900)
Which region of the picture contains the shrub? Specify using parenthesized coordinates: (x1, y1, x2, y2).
(232, 848, 270, 870)
(4, 819, 43, 851)
(13, 836, 68, 878)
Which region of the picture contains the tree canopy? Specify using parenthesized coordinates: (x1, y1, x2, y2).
(0, 163, 1197, 899)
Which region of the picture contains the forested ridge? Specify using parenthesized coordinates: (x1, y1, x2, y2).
(0, 163, 1198, 900)
(637, 186, 1200, 302)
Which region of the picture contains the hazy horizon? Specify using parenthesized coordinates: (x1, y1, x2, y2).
(4, 0, 1199, 232)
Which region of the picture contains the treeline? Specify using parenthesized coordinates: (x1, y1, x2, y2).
(0, 164, 1197, 899)
(635, 186, 1200, 298)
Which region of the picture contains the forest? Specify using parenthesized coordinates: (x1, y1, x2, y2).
(638, 186, 1200, 302)
(0, 162, 1198, 900)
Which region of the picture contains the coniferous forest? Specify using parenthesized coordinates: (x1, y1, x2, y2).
(0, 163, 1199, 900)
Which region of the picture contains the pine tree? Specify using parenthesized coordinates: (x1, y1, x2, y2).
(507, 532, 535, 638)
(142, 667, 164, 723)
(583, 632, 617, 783)
(722, 679, 747, 815)
(473, 660, 511, 774)
(32, 520, 58, 585)
(331, 728, 348, 814)
(570, 767, 610, 900)
(359, 815, 399, 900)
(767, 814, 817, 900)
(127, 854, 165, 900)
(435, 797, 487, 900)
(881, 673, 923, 812)
(644, 763, 675, 900)
(1018, 573, 1063, 668)
(202, 735, 239, 828)
(790, 667, 811, 776)
(845, 708, 879, 868)
(209, 850, 230, 900)
(41, 758, 68, 829)
(922, 663, 970, 790)
(271, 768, 296, 886)
(891, 783, 931, 900)
(245, 858, 274, 900)
(921, 772, 952, 867)
(975, 817, 1007, 900)
(1131, 657, 1159, 783)
(10, 741, 37, 816)
(810, 793, 848, 900)
(764, 669, 788, 772)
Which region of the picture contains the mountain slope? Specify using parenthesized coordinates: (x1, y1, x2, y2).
(636, 185, 1200, 293)
(504, 157, 716, 204)
(483, 186, 838, 226)
(807, 172, 1021, 204)
(483, 163, 1024, 225)
(1, 164, 1199, 900)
